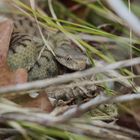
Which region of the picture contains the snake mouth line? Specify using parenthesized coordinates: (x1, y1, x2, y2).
(55, 55, 86, 71)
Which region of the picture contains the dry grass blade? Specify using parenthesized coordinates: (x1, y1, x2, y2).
(0, 57, 140, 94)
(1, 94, 140, 124)
(106, 0, 140, 37)
(29, 0, 56, 56)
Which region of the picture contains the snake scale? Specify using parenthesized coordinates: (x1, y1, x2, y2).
(5, 14, 88, 81)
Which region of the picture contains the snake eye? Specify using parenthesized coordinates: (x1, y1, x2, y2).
(66, 56, 72, 61)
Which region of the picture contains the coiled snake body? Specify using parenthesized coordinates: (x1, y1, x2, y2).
(7, 15, 87, 81)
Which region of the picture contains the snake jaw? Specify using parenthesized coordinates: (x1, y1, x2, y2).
(55, 55, 87, 71)
(74, 59, 87, 70)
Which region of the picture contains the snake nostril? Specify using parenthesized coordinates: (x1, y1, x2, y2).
(66, 57, 70, 61)
(66, 56, 72, 61)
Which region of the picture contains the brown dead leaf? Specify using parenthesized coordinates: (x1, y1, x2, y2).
(0, 19, 52, 112)
(0, 19, 28, 87)
(0, 19, 13, 66)
(10, 91, 53, 112)
(22, 92, 53, 112)
(117, 100, 140, 131)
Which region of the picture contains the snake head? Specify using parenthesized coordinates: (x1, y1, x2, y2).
(54, 44, 88, 71)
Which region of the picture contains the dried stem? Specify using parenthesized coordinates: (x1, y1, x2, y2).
(1, 93, 140, 125)
(0, 57, 140, 94)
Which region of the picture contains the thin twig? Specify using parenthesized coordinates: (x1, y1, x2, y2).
(1, 93, 140, 125)
(46, 74, 140, 94)
(55, 93, 140, 123)
(0, 57, 140, 94)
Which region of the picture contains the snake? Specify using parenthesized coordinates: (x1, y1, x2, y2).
(6, 14, 88, 81)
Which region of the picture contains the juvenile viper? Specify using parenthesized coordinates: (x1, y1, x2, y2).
(6, 15, 88, 81)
